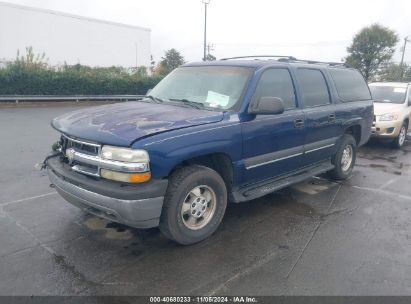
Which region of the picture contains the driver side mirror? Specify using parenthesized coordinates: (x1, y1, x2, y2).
(248, 97, 285, 115)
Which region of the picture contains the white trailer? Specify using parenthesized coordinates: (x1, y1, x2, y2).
(0, 1, 151, 68)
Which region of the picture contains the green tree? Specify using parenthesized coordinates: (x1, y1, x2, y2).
(405, 66, 411, 82)
(158, 48, 185, 75)
(345, 24, 398, 81)
(378, 63, 411, 81)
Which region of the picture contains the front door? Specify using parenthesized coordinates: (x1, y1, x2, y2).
(241, 67, 305, 186)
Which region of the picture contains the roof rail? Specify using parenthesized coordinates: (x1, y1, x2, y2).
(294, 58, 348, 67)
(219, 55, 349, 67)
(220, 55, 297, 61)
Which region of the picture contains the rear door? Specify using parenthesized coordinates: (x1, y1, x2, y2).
(327, 67, 373, 146)
(241, 67, 306, 185)
(295, 68, 339, 165)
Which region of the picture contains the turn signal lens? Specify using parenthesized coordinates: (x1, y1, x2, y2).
(129, 172, 151, 183)
(101, 169, 151, 183)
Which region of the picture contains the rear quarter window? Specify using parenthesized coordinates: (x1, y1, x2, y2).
(329, 68, 371, 102)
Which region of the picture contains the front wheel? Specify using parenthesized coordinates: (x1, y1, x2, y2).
(328, 134, 357, 180)
(393, 123, 407, 148)
(159, 165, 227, 245)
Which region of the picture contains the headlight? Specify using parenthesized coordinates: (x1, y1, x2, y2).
(100, 146, 150, 183)
(101, 146, 149, 163)
(379, 113, 399, 121)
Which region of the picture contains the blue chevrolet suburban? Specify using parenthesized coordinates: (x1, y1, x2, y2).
(45, 56, 373, 245)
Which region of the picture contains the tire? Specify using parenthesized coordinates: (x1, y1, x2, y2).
(159, 165, 227, 245)
(327, 134, 357, 180)
(393, 123, 407, 148)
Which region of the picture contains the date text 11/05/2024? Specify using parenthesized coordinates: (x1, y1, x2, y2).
(149, 296, 258, 303)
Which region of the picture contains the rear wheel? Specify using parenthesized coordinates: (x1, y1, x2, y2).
(393, 123, 407, 148)
(159, 165, 227, 245)
(328, 134, 357, 180)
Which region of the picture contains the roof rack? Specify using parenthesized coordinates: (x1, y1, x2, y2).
(220, 55, 349, 67)
(295, 59, 348, 67)
(220, 55, 297, 61)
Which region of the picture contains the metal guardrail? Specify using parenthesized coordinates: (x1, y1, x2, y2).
(0, 95, 145, 103)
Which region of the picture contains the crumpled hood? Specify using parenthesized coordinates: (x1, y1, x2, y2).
(52, 102, 224, 146)
(373, 102, 405, 116)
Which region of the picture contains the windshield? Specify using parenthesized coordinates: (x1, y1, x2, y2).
(369, 86, 407, 104)
(149, 66, 252, 110)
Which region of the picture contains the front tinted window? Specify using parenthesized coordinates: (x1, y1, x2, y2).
(149, 66, 251, 110)
(369, 86, 407, 104)
(253, 68, 296, 109)
(297, 69, 331, 107)
(329, 68, 371, 102)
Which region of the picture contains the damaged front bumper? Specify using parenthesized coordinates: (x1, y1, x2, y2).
(46, 157, 168, 229)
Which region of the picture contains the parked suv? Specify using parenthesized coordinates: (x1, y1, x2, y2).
(369, 82, 411, 148)
(45, 56, 373, 245)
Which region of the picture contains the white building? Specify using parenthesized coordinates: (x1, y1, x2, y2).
(0, 2, 151, 67)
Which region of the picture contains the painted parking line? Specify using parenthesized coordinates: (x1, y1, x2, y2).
(0, 192, 57, 207)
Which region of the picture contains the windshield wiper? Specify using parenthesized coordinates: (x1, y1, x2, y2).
(143, 95, 165, 103)
(169, 98, 205, 109)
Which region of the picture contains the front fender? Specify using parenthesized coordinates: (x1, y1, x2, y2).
(132, 114, 243, 179)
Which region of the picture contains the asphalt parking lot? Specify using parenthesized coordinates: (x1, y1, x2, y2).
(1, 104, 411, 296)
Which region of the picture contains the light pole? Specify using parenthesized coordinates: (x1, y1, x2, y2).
(202, 0, 210, 61)
(400, 36, 409, 80)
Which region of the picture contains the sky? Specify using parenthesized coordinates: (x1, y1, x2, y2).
(3, 0, 411, 64)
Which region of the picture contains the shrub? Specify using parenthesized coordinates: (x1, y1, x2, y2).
(0, 60, 163, 95)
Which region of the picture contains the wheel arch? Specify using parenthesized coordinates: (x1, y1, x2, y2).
(168, 153, 234, 199)
(344, 124, 361, 145)
(404, 117, 409, 128)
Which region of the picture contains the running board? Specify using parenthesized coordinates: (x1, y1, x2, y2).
(231, 160, 334, 203)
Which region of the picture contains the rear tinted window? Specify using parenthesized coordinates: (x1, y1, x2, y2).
(253, 68, 297, 109)
(296, 69, 330, 107)
(329, 68, 371, 102)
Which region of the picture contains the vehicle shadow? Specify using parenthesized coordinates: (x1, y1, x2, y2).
(78, 176, 337, 251)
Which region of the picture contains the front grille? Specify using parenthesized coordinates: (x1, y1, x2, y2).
(62, 135, 100, 156)
(61, 134, 101, 177)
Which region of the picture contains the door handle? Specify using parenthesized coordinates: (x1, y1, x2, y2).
(328, 113, 336, 122)
(294, 118, 304, 128)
